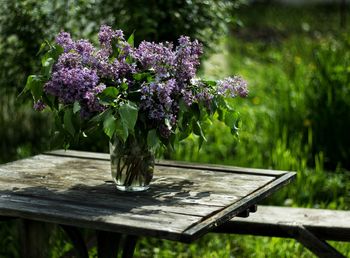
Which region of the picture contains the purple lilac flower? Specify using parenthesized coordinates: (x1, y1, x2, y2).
(83, 83, 106, 113)
(141, 79, 176, 113)
(217, 76, 248, 98)
(175, 36, 203, 83)
(140, 79, 178, 138)
(157, 79, 176, 110)
(93, 49, 115, 78)
(112, 59, 136, 78)
(56, 32, 75, 52)
(75, 39, 95, 64)
(55, 52, 82, 70)
(98, 25, 115, 45)
(134, 41, 175, 78)
(119, 42, 133, 59)
(98, 25, 124, 49)
(45, 67, 99, 104)
(33, 100, 46, 111)
(181, 88, 195, 106)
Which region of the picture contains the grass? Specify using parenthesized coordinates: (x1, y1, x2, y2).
(0, 2, 350, 258)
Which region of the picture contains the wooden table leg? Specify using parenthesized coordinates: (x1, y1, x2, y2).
(96, 231, 138, 258)
(60, 225, 89, 258)
(19, 219, 52, 258)
(283, 223, 346, 258)
(122, 235, 138, 258)
(96, 230, 122, 258)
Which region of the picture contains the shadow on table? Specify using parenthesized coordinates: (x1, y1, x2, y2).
(0, 178, 213, 217)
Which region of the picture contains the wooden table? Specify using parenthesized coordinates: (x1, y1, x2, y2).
(0, 150, 296, 257)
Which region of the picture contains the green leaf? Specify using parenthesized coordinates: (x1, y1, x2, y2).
(169, 133, 176, 151)
(217, 108, 225, 121)
(22, 75, 35, 93)
(42, 56, 54, 67)
(42, 94, 58, 110)
(119, 101, 138, 132)
(115, 119, 128, 142)
(99, 87, 119, 105)
(177, 126, 191, 141)
(192, 120, 208, 150)
(22, 75, 43, 101)
(36, 41, 48, 56)
(103, 112, 117, 139)
(48, 44, 64, 60)
(120, 82, 128, 91)
(103, 87, 119, 97)
(217, 97, 232, 111)
(73, 101, 81, 114)
(224, 111, 240, 135)
(193, 121, 207, 143)
(164, 118, 171, 130)
(127, 32, 135, 47)
(203, 80, 216, 86)
(147, 129, 159, 151)
(190, 103, 200, 120)
(64, 109, 75, 136)
(89, 109, 109, 124)
(50, 131, 65, 150)
(42, 57, 55, 78)
(133, 72, 150, 81)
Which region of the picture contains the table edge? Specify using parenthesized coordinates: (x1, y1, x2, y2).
(43, 149, 290, 177)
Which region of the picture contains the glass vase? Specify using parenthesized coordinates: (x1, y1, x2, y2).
(109, 136, 155, 192)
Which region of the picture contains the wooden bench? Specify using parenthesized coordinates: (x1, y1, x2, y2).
(214, 206, 350, 258)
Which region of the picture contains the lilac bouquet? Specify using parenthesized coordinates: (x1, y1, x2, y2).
(24, 25, 247, 191)
(25, 25, 247, 146)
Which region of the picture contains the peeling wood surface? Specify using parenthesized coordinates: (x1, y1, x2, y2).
(0, 150, 295, 242)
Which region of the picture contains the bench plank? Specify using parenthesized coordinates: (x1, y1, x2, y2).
(215, 206, 350, 242)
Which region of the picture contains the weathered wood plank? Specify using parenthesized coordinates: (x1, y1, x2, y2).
(215, 206, 350, 242)
(0, 194, 199, 240)
(0, 155, 275, 217)
(0, 171, 266, 218)
(182, 173, 295, 242)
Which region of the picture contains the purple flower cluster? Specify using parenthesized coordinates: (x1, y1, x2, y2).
(140, 79, 178, 137)
(217, 76, 249, 98)
(134, 36, 205, 136)
(134, 41, 175, 78)
(45, 67, 100, 113)
(45, 26, 135, 116)
(175, 36, 203, 83)
(98, 25, 124, 49)
(56, 32, 75, 52)
(41, 25, 248, 138)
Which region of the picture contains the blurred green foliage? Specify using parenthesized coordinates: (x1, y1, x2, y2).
(306, 38, 350, 170)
